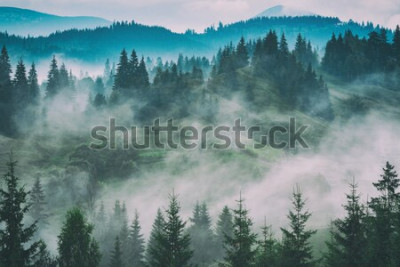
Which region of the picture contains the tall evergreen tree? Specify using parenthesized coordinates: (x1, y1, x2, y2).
(58, 208, 102, 267)
(236, 36, 249, 68)
(223, 194, 257, 267)
(114, 49, 130, 90)
(13, 59, 29, 106)
(59, 63, 70, 89)
(280, 186, 316, 267)
(368, 162, 399, 267)
(146, 208, 166, 267)
(0, 155, 40, 267)
(27, 63, 40, 105)
(46, 56, 60, 98)
(109, 236, 123, 267)
(126, 211, 145, 267)
(255, 219, 278, 267)
(30, 176, 48, 229)
(216, 205, 234, 259)
(188, 202, 216, 267)
(152, 192, 193, 267)
(324, 180, 367, 267)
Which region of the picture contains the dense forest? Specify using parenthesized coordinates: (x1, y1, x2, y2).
(1, 155, 400, 267)
(0, 16, 389, 62)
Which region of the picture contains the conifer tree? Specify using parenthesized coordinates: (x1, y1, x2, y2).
(236, 36, 249, 68)
(153, 192, 193, 267)
(58, 208, 101, 267)
(30, 176, 48, 229)
(188, 202, 216, 267)
(109, 236, 123, 267)
(368, 162, 399, 267)
(114, 49, 130, 90)
(13, 59, 29, 106)
(223, 194, 257, 267)
(280, 186, 316, 267)
(59, 63, 70, 89)
(27, 63, 40, 105)
(216, 205, 234, 258)
(146, 208, 166, 267)
(46, 56, 60, 98)
(324, 180, 367, 267)
(0, 155, 40, 267)
(126, 211, 145, 267)
(255, 219, 278, 267)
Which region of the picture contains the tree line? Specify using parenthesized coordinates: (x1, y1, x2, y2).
(1, 155, 400, 267)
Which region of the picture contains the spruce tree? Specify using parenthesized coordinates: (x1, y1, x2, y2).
(13, 59, 29, 107)
(146, 208, 166, 267)
(280, 186, 316, 267)
(126, 211, 145, 267)
(368, 162, 399, 267)
(236, 36, 249, 68)
(154, 192, 193, 267)
(255, 219, 278, 267)
(216, 205, 234, 259)
(110, 236, 123, 267)
(59, 63, 70, 89)
(58, 208, 102, 267)
(30, 176, 48, 229)
(27, 63, 40, 105)
(393, 25, 400, 64)
(46, 56, 60, 98)
(188, 202, 216, 267)
(0, 155, 40, 267)
(324, 180, 367, 267)
(223, 194, 257, 267)
(114, 49, 130, 90)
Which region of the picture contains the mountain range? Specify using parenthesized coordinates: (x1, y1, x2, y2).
(0, 7, 111, 36)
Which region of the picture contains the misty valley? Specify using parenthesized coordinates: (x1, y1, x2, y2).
(0, 5, 400, 267)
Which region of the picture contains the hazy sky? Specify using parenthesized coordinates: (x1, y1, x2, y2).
(1, 0, 399, 32)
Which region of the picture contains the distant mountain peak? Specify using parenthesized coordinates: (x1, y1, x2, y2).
(255, 5, 316, 18)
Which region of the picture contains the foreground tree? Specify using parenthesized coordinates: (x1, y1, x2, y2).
(126, 211, 145, 267)
(109, 236, 123, 267)
(223, 194, 257, 267)
(146, 208, 166, 267)
(58, 208, 101, 267)
(280, 186, 316, 267)
(0, 155, 40, 267)
(150, 192, 193, 267)
(324, 180, 367, 267)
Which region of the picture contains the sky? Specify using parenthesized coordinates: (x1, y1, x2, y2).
(0, 0, 399, 32)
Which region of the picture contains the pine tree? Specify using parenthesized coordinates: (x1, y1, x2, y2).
(46, 56, 60, 98)
(280, 186, 316, 267)
(255, 219, 278, 267)
(216, 205, 234, 259)
(137, 57, 150, 90)
(0, 45, 12, 102)
(146, 208, 166, 267)
(27, 63, 40, 105)
(30, 176, 48, 229)
(393, 25, 400, 64)
(223, 194, 257, 267)
(236, 36, 249, 68)
(324, 180, 367, 267)
(110, 236, 123, 267)
(153, 192, 193, 267)
(0, 155, 40, 267)
(114, 49, 130, 90)
(126, 211, 145, 267)
(13, 59, 29, 107)
(58, 208, 102, 267)
(368, 162, 399, 267)
(188, 202, 216, 266)
(59, 63, 70, 89)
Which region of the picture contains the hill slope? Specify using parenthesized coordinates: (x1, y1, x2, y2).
(0, 7, 111, 36)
